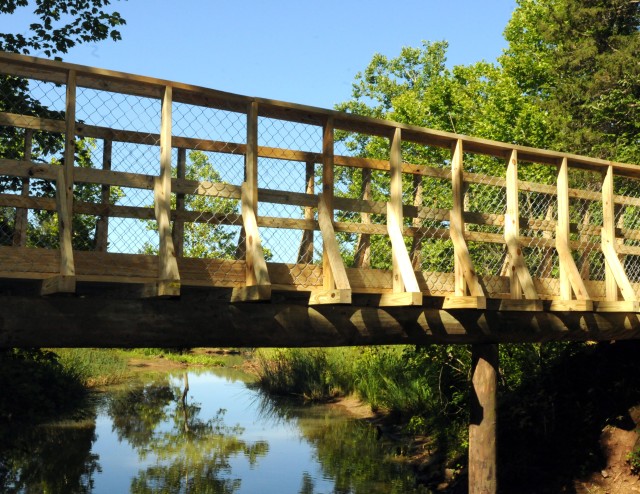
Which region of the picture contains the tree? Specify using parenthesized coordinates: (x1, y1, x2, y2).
(0, 0, 126, 248)
(502, 0, 640, 163)
(0, 0, 125, 58)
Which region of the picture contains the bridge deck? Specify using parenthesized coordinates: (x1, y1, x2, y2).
(2, 52, 640, 346)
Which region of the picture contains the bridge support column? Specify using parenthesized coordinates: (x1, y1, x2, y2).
(469, 343, 498, 494)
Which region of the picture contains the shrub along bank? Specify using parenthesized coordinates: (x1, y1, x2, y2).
(254, 341, 640, 492)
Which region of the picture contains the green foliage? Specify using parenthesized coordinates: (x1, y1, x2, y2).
(254, 348, 352, 401)
(53, 348, 128, 387)
(0, 349, 85, 426)
(628, 446, 640, 475)
(0, 0, 126, 58)
(120, 348, 226, 367)
(503, 0, 640, 162)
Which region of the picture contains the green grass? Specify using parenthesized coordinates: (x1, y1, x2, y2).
(118, 348, 226, 367)
(53, 348, 129, 387)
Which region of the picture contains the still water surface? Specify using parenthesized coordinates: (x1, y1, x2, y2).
(1, 364, 429, 493)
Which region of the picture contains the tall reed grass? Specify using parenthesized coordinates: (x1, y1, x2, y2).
(53, 348, 129, 387)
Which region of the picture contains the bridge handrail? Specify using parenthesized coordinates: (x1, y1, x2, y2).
(1, 51, 640, 309)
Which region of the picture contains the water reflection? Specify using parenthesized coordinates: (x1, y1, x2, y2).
(0, 414, 99, 493)
(108, 374, 269, 493)
(0, 368, 428, 494)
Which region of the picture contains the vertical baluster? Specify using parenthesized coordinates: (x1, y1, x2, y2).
(12, 129, 32, 247)
(94, 139, 111, 252)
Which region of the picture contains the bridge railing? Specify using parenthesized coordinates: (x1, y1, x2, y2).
(1, 51, 640, 309)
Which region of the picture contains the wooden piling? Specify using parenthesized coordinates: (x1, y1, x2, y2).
(469, 343, 498, 494)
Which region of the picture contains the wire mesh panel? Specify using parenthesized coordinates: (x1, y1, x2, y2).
(569, 170, 604, 284)
(171, 102, 246, 279)
(465, 154, 508, 296)
(518, 162, 560, 298)
(253, 117, 324, 287)
(614, 176, 640, 295)
(333, 131, 393, 290)
(0, 76, 67, 252)
(75, 87, 163, 254)
(401, 143, 454, 295)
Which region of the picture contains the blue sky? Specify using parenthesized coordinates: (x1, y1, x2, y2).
(3, 0, 517, 110)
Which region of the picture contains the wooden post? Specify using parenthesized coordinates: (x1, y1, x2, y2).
(557, 158, 573, 300)
(322, 117, 335, 291)
(451, 139, 467, 296)
(503, 150, 539, 307)
(551, 157, 592, 310)
(245, 101, 259, 286)
(172, 147, 187, 258)
(505, 150, 521, 299)
(144, 85, 180, 297)
(382, 127, 422, 306)
(94, 139, 112, 252)
(297, 160, 314, 264)
(42, 70, 76, 295)
(600, 165, 636, 306)
(12, 129, 32, 247)
(469, 343, 498, 494)
(445, 139, 485, 309)
(603, 165, 619, 301)
(390, 128, 404, 294)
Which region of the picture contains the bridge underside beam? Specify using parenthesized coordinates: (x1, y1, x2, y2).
(1, 285, 640, 348)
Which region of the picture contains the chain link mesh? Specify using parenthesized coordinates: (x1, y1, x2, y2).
(614, 176, 640, 296)
(517, 162, 559, 297)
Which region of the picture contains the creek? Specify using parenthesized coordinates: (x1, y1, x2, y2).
(0, 360, 430, 493)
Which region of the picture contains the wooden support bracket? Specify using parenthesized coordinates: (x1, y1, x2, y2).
(445, 139, 485, 309)
(504, 150, 539, 301)
(41, 275, 76, 296)
(555, 157, 592, 304)
(601, 164, 636, 303)
(384, 202, 422, 306)
(445, 217, 485, 308)
(42, 164, 76, 295)
(231, 182, 271, 302)
(310, 194, 351, 305)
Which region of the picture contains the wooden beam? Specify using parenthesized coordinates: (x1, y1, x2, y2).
(42, 167, 76, 295)
(145, 86, 180, 298)
(322, 117, 335, 291)
(4, 291, 640, 348)
(469, 343, 498, 494)
(602, 165, 636, 302)
(312, 194, 351, 304)
(94, 139, 111, 252)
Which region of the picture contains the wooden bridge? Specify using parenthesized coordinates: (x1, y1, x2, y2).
(3, 52, 640, 493)
(2, 51, 640, 348)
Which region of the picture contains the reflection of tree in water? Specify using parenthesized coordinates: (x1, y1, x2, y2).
(254, 392, 428, 494)
(0, 417, 99, 493)
(108, 374, 268, 494)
